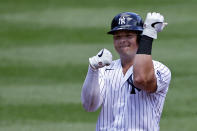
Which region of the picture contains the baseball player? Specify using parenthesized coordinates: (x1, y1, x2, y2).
(81, 12, 171, 131)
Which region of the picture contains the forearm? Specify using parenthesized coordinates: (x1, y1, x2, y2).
(133, 35, 157, 93)
(81, 66, 102, 112)
(133, 54, 156, 92)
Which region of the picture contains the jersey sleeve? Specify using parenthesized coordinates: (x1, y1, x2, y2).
(81, 66, 106, 112)
(153, 61, 171, 94)
(98, 67, 107, 103)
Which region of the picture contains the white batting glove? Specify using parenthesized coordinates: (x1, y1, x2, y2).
(142, 12, 168, 39)
(89, 48, 112, 70)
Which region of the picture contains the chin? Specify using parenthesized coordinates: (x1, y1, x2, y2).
(119, 51, 134, 57)
(118, 49, 136, 58)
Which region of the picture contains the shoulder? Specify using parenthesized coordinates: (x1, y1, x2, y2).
(153, 60, 171, 83)
(153, 60, 171, 73)
(152, 60, 172, 93)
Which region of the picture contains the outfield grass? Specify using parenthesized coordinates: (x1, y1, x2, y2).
(0, 0, 197, 130)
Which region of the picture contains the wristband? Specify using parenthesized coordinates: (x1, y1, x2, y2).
(136, 35, 153, 55)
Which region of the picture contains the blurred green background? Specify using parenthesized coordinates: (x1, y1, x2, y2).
(0, 0, 197, 130)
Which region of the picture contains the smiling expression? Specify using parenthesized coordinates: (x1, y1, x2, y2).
(113, 30, 139, 59)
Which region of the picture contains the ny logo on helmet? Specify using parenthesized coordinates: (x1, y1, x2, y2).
(118, 16, 126, 25)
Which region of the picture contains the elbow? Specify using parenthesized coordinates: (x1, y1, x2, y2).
(133, 76, 156, 93)
(82, 102, 97, 112)
(133, 76, 147, 88)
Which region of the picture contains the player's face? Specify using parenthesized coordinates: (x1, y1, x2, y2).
(113, 30, 138, 59)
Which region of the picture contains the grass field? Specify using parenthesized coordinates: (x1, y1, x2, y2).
(0, 0, 197, 130)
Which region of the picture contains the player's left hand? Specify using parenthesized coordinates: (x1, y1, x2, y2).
(142, 12, 168, 39)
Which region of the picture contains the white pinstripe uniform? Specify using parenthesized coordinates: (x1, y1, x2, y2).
(82, 59, 171, 131)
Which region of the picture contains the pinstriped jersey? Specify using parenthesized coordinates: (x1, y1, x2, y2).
(96, 59, 171, 131)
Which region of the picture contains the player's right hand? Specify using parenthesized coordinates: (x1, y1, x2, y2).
(89, 48, 112, 70)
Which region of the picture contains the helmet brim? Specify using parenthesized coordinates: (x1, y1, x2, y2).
(107, 26, 143, 34)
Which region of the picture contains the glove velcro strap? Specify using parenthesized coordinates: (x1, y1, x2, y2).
(136, 35, 153, 55)
(142, 28, 157, 39)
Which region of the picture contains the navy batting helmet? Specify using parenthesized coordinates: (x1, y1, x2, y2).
(107, 12, 143, 34)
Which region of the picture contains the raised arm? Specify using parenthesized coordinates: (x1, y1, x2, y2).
(133, 12, 167, 93)
(81, 49, 112, 112)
